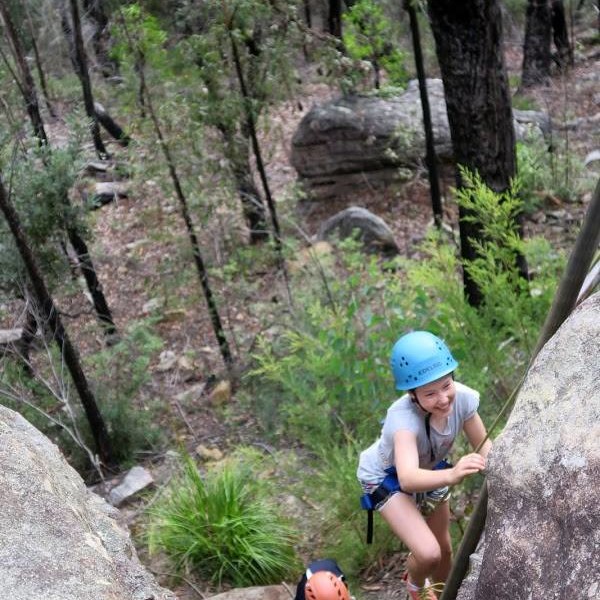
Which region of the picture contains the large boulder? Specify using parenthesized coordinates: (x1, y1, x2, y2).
(457, 292, 600, 600)
(291, 79, 550, 199)
(0, 405, 177, 600)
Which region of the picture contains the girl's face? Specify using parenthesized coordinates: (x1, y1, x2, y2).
(413, 374, 456, 417)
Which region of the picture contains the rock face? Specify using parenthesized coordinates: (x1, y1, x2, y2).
(291, 79, 550, 199)
(457, 293, 600, 600)
(0, 406, 177, 600)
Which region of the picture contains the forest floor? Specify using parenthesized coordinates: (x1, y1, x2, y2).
(2, 17, 599, 600)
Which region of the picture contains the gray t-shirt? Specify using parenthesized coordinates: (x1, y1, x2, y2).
(357, 381, 480, 484)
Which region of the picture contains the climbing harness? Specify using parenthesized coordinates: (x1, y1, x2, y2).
(359, 459, 452, 544)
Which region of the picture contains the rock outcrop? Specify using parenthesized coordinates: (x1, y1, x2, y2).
(457, 292, 600, 600)
(291, 79, 550, 199)
(317, 206, 399, 255)
(0, 405, 177, 600)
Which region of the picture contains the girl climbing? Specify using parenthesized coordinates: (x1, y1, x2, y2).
(357, 331, 491, 600)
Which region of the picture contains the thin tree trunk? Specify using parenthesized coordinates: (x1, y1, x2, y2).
(405, 0, 443, 228)
(94, 101, 131, 146)
(440, 175, 600, 600)
(0, 174, 115, 467)
(116, 8, 232, 365)
(228, 31, 283, 252)
(66, 227, 118, 337)
(68, 0, 108, 158)
(521, 0, 552, 88)
(147, 101, 233, 367)
(24, 3, 56, 117)
(0, 0, 48, 144)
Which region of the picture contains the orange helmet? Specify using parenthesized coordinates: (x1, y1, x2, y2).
(305, 571, 350, 600)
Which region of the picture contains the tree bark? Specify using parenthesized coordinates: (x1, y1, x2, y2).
(94, 101, 131, 146)
(24, 3, 56, 117)
(521, 0, 552, 88)
(66, 226, 117, 337)
(67, 0, 108, 158)
(0, 174, 115, 467)
(82, 0, 118, 76)
(223, 128, 269, 243)
(551, 0, 572, 67)
(328, 0, 343, 39)
(405, 0, 443, 228)
(428, 0, 524, 306)
(0, 0, 48, 144)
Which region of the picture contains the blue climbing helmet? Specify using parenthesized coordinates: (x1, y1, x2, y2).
(390, 331, 458, 390)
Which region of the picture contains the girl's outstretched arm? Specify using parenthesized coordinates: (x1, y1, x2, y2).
(463, 413, 492, 458)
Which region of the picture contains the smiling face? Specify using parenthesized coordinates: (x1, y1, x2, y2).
(412, 374, 456, 417)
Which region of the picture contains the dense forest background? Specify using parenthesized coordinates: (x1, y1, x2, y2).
(0, 0, 599, 598)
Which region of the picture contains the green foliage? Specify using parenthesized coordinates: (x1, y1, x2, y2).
(342, 0, 409, 90)
(147, 452, 299, 586)
(310, 443, 399, 581)
(0, 142, 83, 295)
(517, 134, 592, 206)
(111, 4, 168, 69)
(511, 93, 538, 111)
(248, 172, 564, 451)
(85, 320, 164, 465)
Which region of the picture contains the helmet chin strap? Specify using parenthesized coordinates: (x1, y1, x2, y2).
(410, 390, 435, 462)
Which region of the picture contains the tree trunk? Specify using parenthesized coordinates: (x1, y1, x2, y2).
(0, 0, 48, 145)
(3, 2, 117, 339)
(405, 0, 443, 228)
(328, 0, 343, 39)
(0, 174, 115, 467)
(94, 101, 131, 146)
(521, 0, 552, 88)
(551, 0, 572, 67)
(82, 0, 118, 76)
(67, 0, 108, 158)
(24, 3, 56, 117)
(225, 131, 269, 244)
(66, 226, 118, 337)
(428, 0, 524, 306)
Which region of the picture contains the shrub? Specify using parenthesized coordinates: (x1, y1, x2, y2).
(343, 0, 409, 90)
(84, 320, 164, 465)
(248, 170, 563, 449)
(147, 453, 299, 586)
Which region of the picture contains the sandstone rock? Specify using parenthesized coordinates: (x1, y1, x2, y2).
(317, 206, 399, 255)
(108, 466, 154, 507)
(457, 292, 600, 600)
(291, 79, 550, 199)
(0, 405, 177, 600)
(206, 585, 292, 600)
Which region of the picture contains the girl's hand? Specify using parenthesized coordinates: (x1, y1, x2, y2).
(448, 453, 486, 485)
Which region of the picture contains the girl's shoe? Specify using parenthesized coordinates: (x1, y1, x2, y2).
(402, 572, 439, 600)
